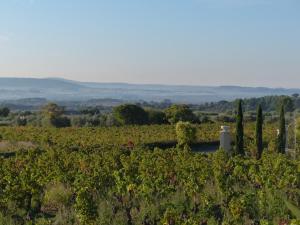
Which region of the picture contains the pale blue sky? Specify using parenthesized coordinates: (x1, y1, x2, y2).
(0, 0, 299, 87)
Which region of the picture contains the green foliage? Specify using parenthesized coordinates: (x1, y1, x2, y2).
(198, 95, 297, 113)
(235, 100, 244, 155)
(175, 121, 196, 146)
(147, 109, 167, 125)
(0, 107, 10, 117)
(43, 182, 73, 211)
(0, 122, 297, 224)
(279, 96, 295, 113)
(71, 115, 101, 127)
(75, 188, 98, 224)
(49, 116, 71, 128)
(113, 104, 148, 125)
(256, 104, 263, 159)
(41, 103, 70, 128)
(42, 102, 64, 118)
(165, 104, 197, 124)
(277, 105, 286, 153)
(284, 197, 300, 219)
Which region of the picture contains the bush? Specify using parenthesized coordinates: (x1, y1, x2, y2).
(50, 116, 71, 128)
(175, 121, 196, 146)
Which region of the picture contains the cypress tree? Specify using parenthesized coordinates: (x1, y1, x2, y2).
(235, 100, 244, 155)
(256, 104, 263, 159)
(277, 105, 286, 153)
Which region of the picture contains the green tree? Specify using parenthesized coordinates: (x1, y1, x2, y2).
(235, 100, 244, 155)
(147, 110, 167, 125)
(42, 102, 64, 118)
(113, 104, 148, 125)
(49, 116, 71, 128)
(41, 103, 70, 128)
(0, 107, 10, 117)
(175, 121, 196, 147)
(255, 104, 263, 159)
(165, 105, 196, 124)
(277, 105, 286, 154)
(278, 96, 295, 113)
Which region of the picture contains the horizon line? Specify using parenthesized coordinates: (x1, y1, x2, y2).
(0, 76, 299, 90)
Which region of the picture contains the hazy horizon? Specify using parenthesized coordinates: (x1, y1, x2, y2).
(1, 76, 300, 90)
(0, 0, 299, 88)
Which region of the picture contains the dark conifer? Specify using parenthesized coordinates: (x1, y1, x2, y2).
(256, 104, 263, 159)
(277, 105, 286, 153)
(235, 100, 244, 155)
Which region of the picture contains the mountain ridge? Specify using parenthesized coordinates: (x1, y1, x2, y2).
(0, 77, 298, 103)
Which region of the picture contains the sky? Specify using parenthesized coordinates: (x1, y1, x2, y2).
(0, 0, 299, 87)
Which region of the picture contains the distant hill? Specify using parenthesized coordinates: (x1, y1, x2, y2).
(0, 77, 299, 104)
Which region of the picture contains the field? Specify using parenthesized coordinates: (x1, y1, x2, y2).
(0, 121, 299, 224)
(0, 122, 278, 151)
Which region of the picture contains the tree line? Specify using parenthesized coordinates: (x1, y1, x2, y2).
(198, 95, 298, 113)
(0, 94, 297, 129)
(234, 100, 287, 158)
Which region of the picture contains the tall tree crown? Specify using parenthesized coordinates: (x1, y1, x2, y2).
(235, 100, 244, 155)
(256, 104, 263, 159)
(277, 105, 286, 154)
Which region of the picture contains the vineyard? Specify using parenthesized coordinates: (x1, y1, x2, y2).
(0, 122, 299, 224)
(0, 0, 299, 222)
(0, 122, 278, 150)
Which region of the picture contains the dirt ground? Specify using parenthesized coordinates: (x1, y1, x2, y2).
(0, 141, 35, 152)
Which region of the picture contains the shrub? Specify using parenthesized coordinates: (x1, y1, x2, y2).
(175, 121, 196, 146)
(50, 116, 71, 128)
